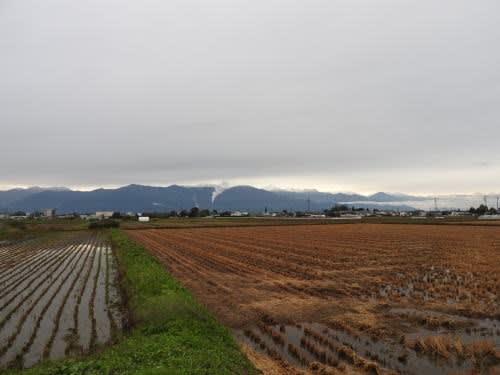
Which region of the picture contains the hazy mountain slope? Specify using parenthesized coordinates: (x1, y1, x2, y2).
(1, 184, 418, 213)
(213, 186, 305, 211)
(0, 187, 69, 209)
(6, 185, 214, 213)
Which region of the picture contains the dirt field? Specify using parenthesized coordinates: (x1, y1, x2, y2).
(128, 224, 500, 375)
(0, 232, 123, 369)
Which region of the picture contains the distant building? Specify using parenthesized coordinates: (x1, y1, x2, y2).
(44, 208, 56, 218)
(10, 215, 28, 220)
(95, 211, 114, 219)
(478, 214, 500, 220)
(339, 214, 362, 219)
(0, 214, 8, 220)
(138, 216, 150, 222)
(80, 214, 99, 220)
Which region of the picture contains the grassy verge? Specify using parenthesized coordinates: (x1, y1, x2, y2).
(1, 229, 258, 375)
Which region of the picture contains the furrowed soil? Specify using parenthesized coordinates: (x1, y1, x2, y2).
(0, 232, 123, 370)
(128, 224, 500, 375)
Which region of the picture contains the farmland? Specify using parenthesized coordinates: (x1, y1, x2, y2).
(0, 229, 258, 375)
(129, 224, 500, 374)
(0, 232, 123, 369)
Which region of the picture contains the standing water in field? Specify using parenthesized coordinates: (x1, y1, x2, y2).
(237, 319, 498, 375)
(0, 233, 123, 369)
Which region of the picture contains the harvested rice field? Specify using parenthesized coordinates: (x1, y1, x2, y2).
(128, 224, 500, 375)
(0, 232, 123, 369)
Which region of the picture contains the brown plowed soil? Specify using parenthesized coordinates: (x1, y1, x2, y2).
(128, 224, 500, 374)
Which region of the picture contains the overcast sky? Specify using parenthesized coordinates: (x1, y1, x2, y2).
(1, 0, 499, 194)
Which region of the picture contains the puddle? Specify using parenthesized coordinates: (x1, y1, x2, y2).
(390, 307, 500, 346)
(236, 321, 489, 375)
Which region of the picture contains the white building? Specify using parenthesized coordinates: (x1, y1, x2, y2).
(95, 211, 114, 219)
(138, 216, 150, 222)
(44, 208, 56, 218)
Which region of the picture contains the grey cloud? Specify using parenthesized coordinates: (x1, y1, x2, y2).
(1, 0, 499, 192)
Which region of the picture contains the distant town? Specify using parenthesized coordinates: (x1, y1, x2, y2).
(1, 203, 499, 223)
(1, 185, 500, 224)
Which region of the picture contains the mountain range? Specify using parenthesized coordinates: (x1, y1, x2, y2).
(0, 185, 423, 214)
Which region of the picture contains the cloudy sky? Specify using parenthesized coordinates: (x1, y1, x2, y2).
(1, 0, 499, 194)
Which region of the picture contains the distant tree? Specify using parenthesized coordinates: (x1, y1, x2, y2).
(12, 211, 26, 216)
(189, 207, 200, 217)
(469, 204, 489, 215)
(199, 209, 210, 217)
(179, 209, 189, 217)
(169, 210, 177, 217)
(112, 212, 122, 219)
(476, 204, 488, 216)
(145, 212, 177, 219)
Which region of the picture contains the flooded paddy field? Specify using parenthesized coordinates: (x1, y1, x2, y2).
(0, 232, 123, 369)
(129, 224, 500, 374)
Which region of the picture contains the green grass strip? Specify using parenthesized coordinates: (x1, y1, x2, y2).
(1, 229, 258, 375)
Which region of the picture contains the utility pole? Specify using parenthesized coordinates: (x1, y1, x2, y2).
(307, 196, 311, 213)
(484, 195, 488, 207)
(497, 196, 499, 210)
(434, 197, 438, 211)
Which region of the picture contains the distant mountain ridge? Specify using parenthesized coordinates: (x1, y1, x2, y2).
(0, 187, 69, 209)
(1, 185, 213, 214)
(0, 184, 423, 213)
